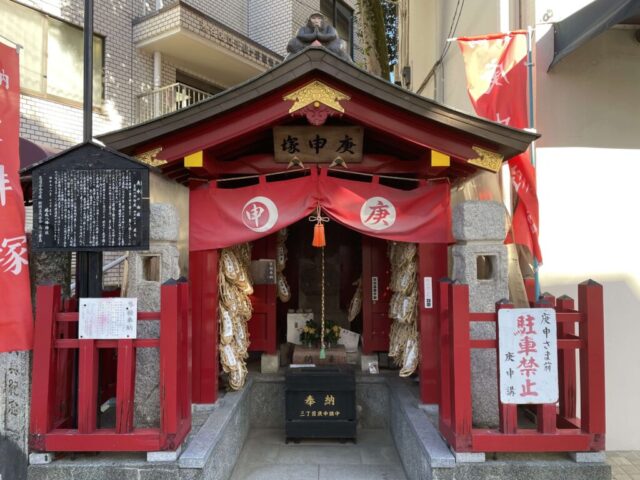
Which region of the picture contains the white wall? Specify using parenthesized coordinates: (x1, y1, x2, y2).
(399, 0, 640, 450)
(535, 21, 640, 450)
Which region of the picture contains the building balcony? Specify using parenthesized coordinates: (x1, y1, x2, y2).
(135, 82, 213, 123)
(133, 1, 282, 88)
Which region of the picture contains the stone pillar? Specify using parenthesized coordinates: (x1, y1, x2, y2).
(0, 351, 30, 480)
(451, 201, 508, 428)
(127, 203, 180, 427)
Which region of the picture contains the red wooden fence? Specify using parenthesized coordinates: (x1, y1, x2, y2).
(438, 279, 605, 453)
(29, 280, 191, 452)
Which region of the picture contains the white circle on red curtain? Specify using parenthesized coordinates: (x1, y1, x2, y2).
(360, 196, 396, 230)
(242, 196, 279, 232)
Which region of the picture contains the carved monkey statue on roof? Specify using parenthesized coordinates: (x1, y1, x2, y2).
(286, 13, 351, 61)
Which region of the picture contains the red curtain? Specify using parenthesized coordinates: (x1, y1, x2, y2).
(190, 167, 452, 251)
(0, 43, 33, 352)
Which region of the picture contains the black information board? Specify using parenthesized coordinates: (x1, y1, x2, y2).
(30, 142, 150, 252)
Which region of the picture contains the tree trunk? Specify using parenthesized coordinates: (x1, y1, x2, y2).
(357, 0, 390, 80)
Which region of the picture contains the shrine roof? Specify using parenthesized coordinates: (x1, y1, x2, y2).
(98, 47, 538, 160)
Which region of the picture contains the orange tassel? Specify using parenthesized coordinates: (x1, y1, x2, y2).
(312, 223, 326, 248)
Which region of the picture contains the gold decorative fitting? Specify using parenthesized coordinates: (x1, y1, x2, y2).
(283, 80, 350, 114)
(467, 146, 503, 173)
(135, 147, 166, 167)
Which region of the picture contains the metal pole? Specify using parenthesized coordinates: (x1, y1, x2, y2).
(83, 0, 93, 142)
(78, 0, 102, 297)
(526, 26, 541, 300)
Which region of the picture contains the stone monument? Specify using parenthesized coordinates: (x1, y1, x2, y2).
(127, 203, 181, 427)
(287, 13, 351, 60)
(451, 200, 508, 428)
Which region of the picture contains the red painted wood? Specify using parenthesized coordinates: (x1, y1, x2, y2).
(30, 285, 61, 446)
(436, 281, 606, 454)
(160, 283, 179, 435)
(42, 429, 162, 452)
(55, 339, 160, 349)
(178, 281, 192, 424)
(137, 74, 488, 170)
(438, 281, 452, 431)
(147, 92, 292, 162)
(578, 281, 606, 439)
(361, 235, 392, 354)
(469, 313, 497, 322)
(537, 404, 557, 434)
(449, 283, 473, 450)
(470, 340, 497, 349)
(78, 340, 99, 434)
(248, 234, 277, 354)
(556, 296, 577, 420)
(417, 243, 447, 404)
(205, 153, 431, 178)
(190, 249, 219, 404)
(471, 430, 593, 452)
(115, 339, 136, 434)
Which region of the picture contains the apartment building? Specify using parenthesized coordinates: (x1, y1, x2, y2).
(1, 0, 361, 152)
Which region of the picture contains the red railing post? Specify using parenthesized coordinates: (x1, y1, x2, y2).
(30, 285, 62, 450)
(438, 280, 452, 432)
(578, 280, 606, 450)
(449, 282, 473, 451)
(556, 295, 577, 421)
(178, 279, 192, 425)
(160, 280, 180, 447)
(495, 299, 517, 434)
(115, 339, 136, 433)
(77, 339, 99, 434)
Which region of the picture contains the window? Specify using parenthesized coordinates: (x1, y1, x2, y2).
(320, 0, 354, 59)
(0, 0, 104, 106)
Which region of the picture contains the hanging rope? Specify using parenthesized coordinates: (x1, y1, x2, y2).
(319, 246, 326, 359)
(309, 204, 329, 359)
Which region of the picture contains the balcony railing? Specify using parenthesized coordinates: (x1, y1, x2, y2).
(135, 82, 213, 123)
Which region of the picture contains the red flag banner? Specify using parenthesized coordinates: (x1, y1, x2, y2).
(458, 32, 542, 263)
(0, 42, 33, 352)
(189, 168, 452, 251)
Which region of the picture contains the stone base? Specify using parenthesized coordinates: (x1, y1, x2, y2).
(570, 451, 607, 463)
(28, 453, 54, 465)
(454, 451, 486, 463)
(260, 353, 280, 374)
(147, 446, 181, 462)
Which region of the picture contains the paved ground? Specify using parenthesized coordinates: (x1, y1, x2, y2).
(609, 451, 640, 480)
(229, 428, 407, 480)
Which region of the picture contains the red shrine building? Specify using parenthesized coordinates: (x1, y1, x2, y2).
(99, 46, 535, 404)
(25, 45, 607, 479)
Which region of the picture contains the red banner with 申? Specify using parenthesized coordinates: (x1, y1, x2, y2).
(190, 167, 452, 251)
(0, 43, 33, 352)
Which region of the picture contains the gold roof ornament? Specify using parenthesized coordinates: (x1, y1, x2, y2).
(134, 147, 167, 167)
(467, 146, 503, 173)
(284, 80, 350, 114)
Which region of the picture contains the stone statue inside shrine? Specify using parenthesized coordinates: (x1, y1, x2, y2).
(287, 13, 351, 60)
